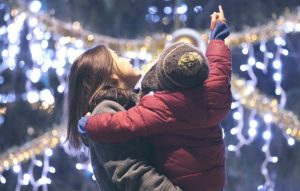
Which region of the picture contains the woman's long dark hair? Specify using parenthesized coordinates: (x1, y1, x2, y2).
(67, 45, 136, 149)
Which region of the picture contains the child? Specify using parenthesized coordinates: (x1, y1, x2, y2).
(79, 6, 231, 191)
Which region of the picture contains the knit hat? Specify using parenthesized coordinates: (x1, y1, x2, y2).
(141, 42, 209, 93)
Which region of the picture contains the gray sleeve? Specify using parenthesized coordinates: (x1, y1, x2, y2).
(91, 100, 182, 191)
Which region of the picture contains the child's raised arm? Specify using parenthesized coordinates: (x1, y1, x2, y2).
(204, 5, 232, 126)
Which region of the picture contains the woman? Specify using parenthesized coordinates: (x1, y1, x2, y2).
(67, 45, 181, 191)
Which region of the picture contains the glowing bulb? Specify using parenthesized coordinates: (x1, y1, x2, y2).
(255, 61, 265, 70)
(240, 64, 248, 72)
(49, 167, 56, 173)
(148, 6, 158, 14)
(23, 173, 30, 180)
(233, 112, 242, 120)
(57, 85, 65, 93)
(163, 6, 172, 14)
(268, 52, 274, 59)
(262, 145, 268, 152)
(76, 163, 83, 170)
(275, 87, 281, 95)
(28, 18, 38, 27)
(248, 57, 256, 66)
(272, 60, 282, 69)
(230, 127, 238, 135)
(273, 73, 282, 82)
(27, 91, 40, 103)
(249, 120, 258, 128)
(271, 156, 278, 163)
(194, 6, 203, 13)
(259, 44, 266, 52)
(288, 138, 295, 146)
(45, 148, 53, 156)
(248, 127, 257, 137)
(227, 145, 235, 151)
(281, 49, 289, 56)
(0, 176, 6, 184)
(27, 68, 41, 83)
(263, 131, 272, 140)
(13, 165, 21, 173)
(264, 114, 273, 123)
(40, 89, 54, 105)
(92, 175, 96, 180)
(35, 160, 43, 167)
(274, 36, 286, 46)
(29, 1, 42, 13)
(242, 47, 248, 55)
(176, 4, 188, 14)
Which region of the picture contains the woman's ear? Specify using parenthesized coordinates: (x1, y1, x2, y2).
(110, 73, 119, 86)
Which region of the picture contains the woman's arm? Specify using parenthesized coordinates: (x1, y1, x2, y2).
(90, 100, 181, 191)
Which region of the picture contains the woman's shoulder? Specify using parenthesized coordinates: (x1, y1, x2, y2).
(92, 100, 125, 115)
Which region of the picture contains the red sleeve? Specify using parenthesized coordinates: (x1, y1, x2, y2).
(85, 95, 176, 143)
(204, 40, 232, 126)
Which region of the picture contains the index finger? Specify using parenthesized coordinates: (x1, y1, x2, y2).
(219, 5, 224, 16)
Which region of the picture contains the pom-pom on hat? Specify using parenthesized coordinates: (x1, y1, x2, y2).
(141, 42, 209, 93)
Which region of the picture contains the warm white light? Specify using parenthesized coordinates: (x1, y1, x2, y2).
(281, 49, 289, 56)
(35, 160, 43, 167)
(28, 68, 41, 83)
(233, 112, 242, 120)
(263, 131, 272, 140)
(13, 165, 21, 173)
(259, 44, 266, 52)
(275, 87, 281, 95)
(76, 163, 83, 170)
(40, 89, 54, 105)
(248, 57, 256, 66)
(45, 148, 53, 157)
(176, 4, 188, 14)
(273, 73, 282, 82)
(249, 120, 258, 128)
(230, 127, 238, 135)
(49, 167, 56, 173)
(240, 64, 248, 72)
(57, 85, 65, 93)
(272, 60, 282, 69)
(255, 61, 265, 70)
(242, 47, 248, 55)
(271, 156, 278, 163)
(0, 176, 6, 184)
(274, 36, 286, 46)
(288, 138, 295, 146)
(29, 1, 42, 13)
(248, 127, 257, 137)
(27, 91, 40, 103)
(227, 145, 235, 151)
(264, 114, 272, 123)
(28, 18, 38, 27)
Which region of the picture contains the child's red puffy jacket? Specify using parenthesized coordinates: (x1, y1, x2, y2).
(86, 39, 232, 191)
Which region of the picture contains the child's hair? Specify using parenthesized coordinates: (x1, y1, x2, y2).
(67, 45, 135, 149)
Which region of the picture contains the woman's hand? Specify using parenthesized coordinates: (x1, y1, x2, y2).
(78, 112, 91, 137)
(210, 5, 226, 31)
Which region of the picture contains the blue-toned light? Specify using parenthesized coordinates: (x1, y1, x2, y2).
(163, 6, 172, 14)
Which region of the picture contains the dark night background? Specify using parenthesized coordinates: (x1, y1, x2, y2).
(1, 0, 300, 190)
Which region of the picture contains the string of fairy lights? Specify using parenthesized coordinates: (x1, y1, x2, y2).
(1, 1, 300, 190)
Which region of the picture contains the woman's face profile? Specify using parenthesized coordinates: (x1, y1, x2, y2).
(109, 49, 142, 89)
